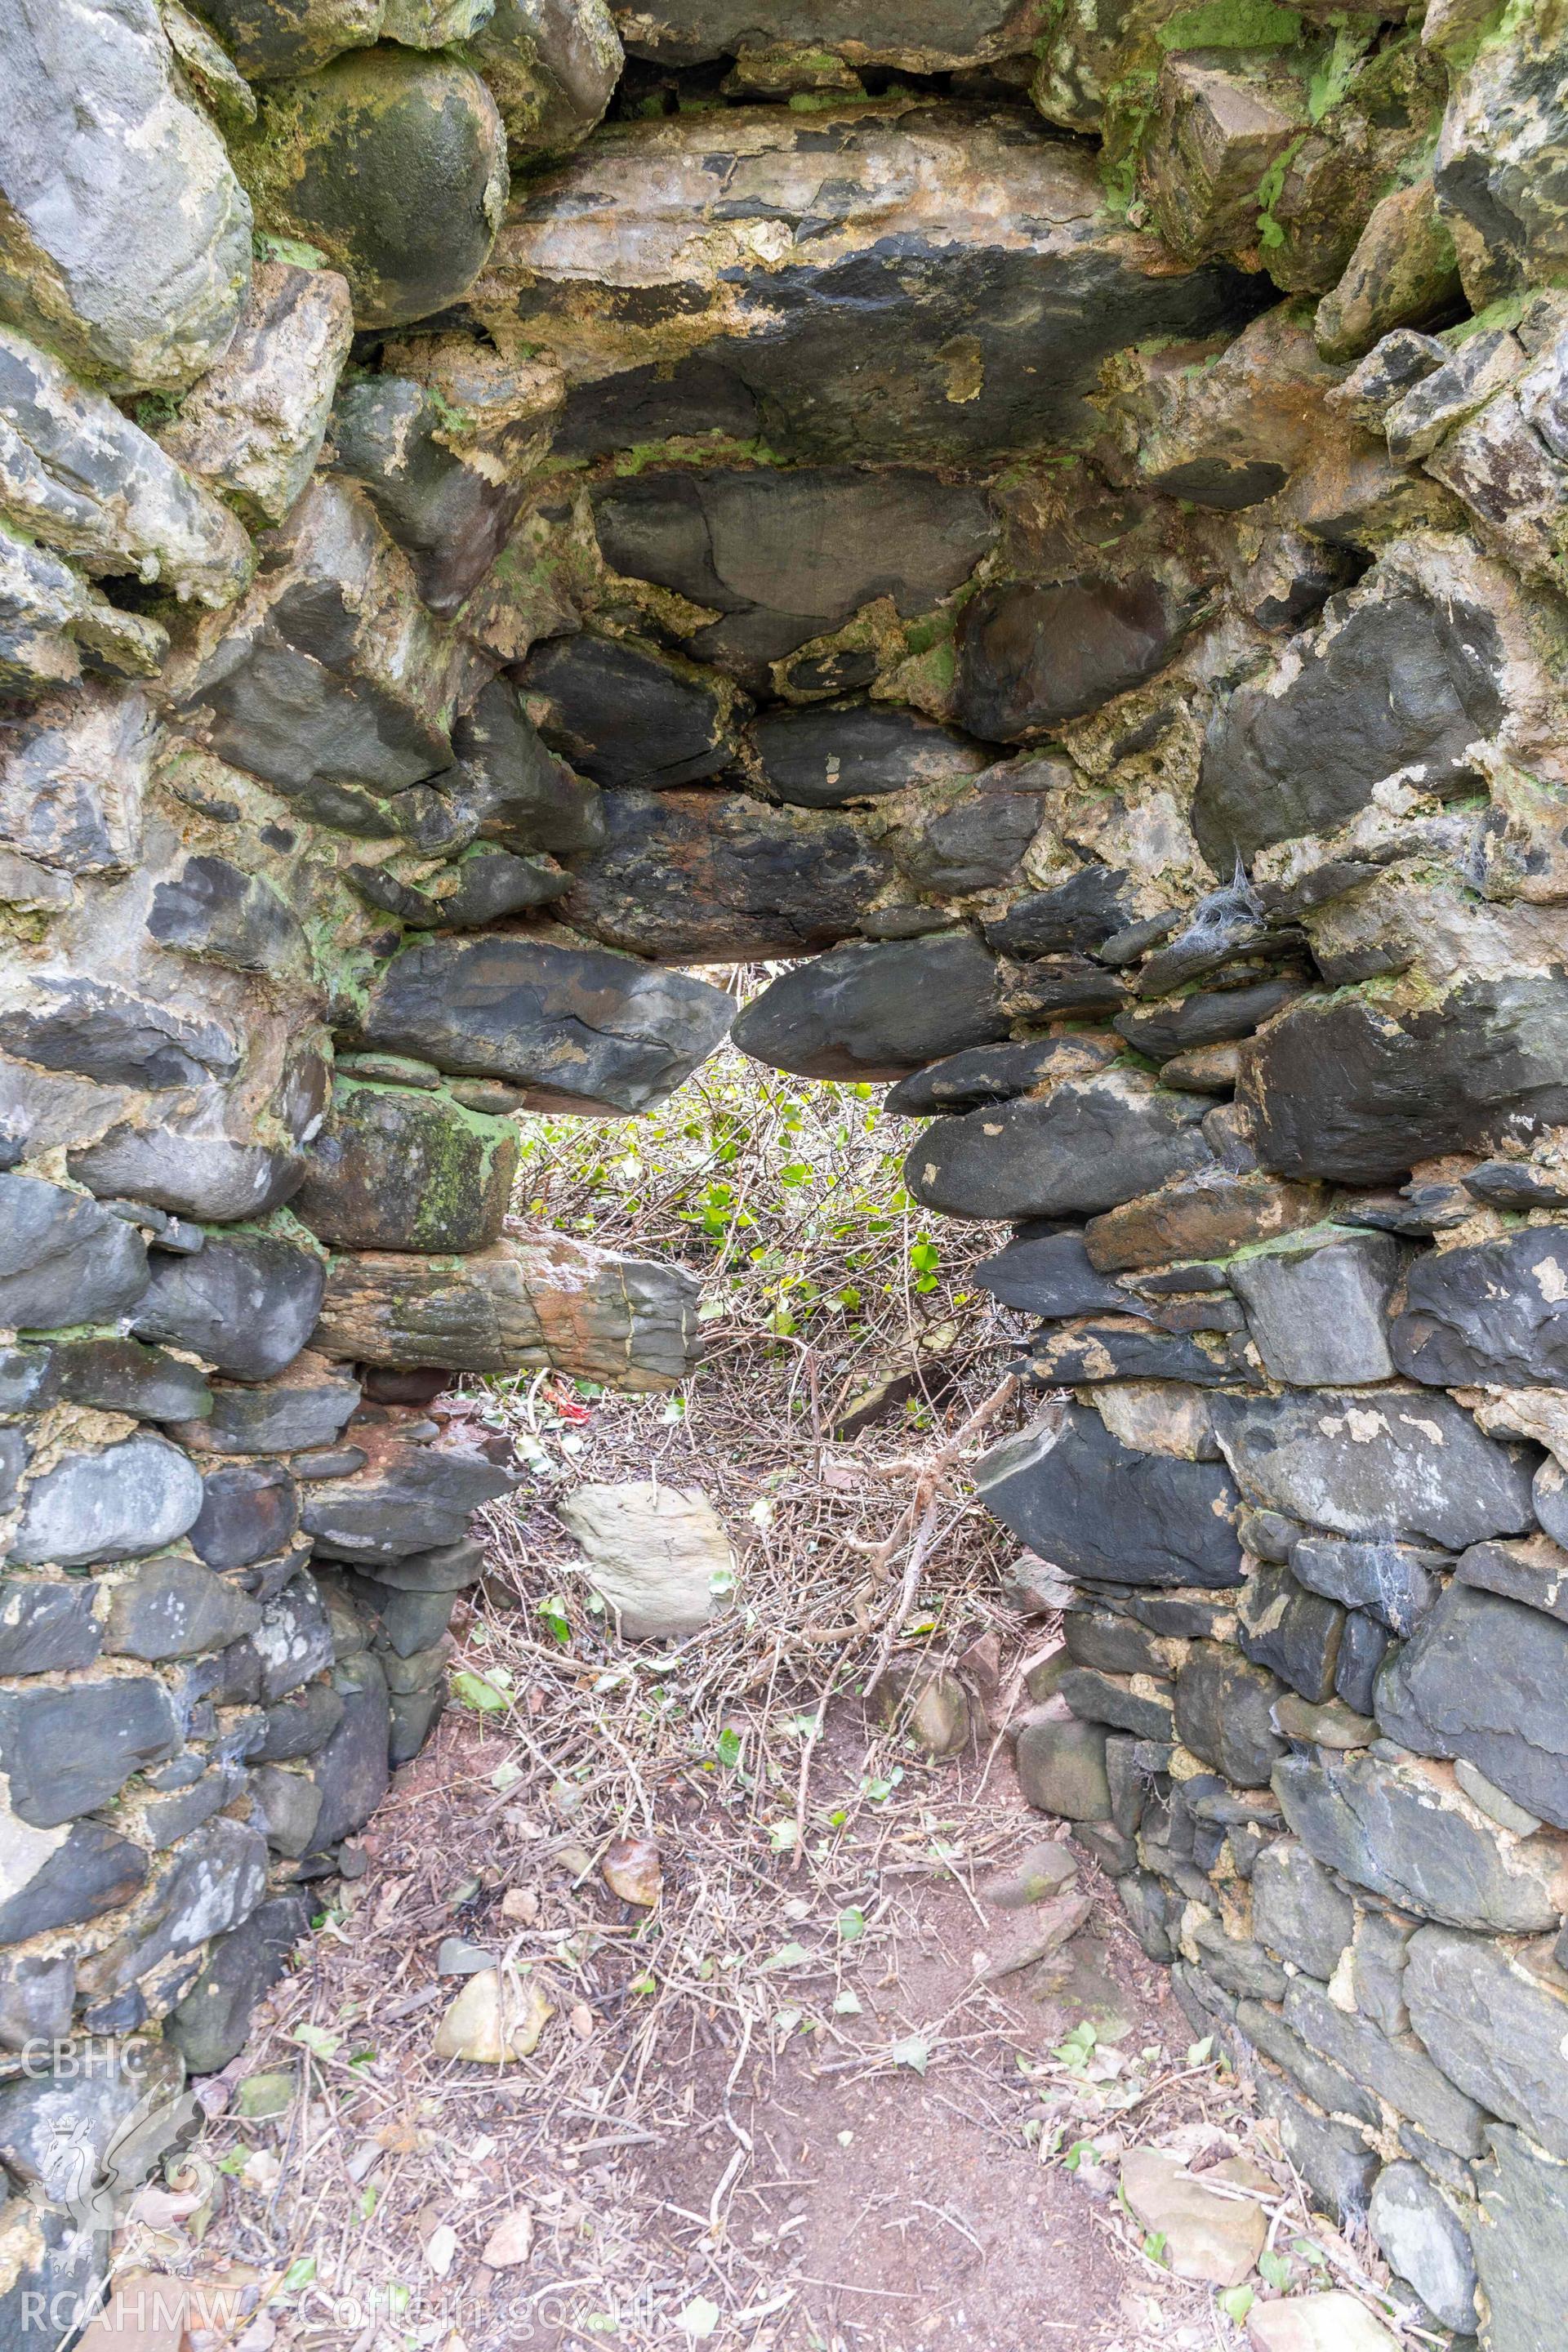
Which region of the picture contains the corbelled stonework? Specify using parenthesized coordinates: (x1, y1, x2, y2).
(3, 0, 1568, 2339)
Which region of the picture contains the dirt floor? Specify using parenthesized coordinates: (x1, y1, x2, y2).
(96, 1052, 1411, 2352)
(137, 1695, 1256, 2352)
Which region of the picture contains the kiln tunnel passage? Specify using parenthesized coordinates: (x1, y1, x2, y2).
(3, 0, 1568, 2341)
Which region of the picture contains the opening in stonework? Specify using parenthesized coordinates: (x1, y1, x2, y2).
(4, 0, 1568, 2346)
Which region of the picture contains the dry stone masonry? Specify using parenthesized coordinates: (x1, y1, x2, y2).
(1, 0, 1567, 2340)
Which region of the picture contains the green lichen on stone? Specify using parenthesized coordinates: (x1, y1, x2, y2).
(229, 47, 507, 329)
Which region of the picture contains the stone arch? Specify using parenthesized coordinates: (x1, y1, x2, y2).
(2, 1, 1568, 2339)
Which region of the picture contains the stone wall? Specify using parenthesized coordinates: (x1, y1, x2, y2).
(2, 0, 1567, 2341)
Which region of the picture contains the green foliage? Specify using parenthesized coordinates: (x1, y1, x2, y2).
(511, 1041, 980, 1349)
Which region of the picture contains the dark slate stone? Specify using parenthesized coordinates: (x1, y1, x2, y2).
(0, 1953, 75, 2053)
(1237, 1506, 1303, 1563)
(194, 1356, 362, 1455)
(884, 1036, 1117, 1119)
(306, 1653, 390, 1851)
(1457, 1531, 1568, 1625)
(0, 1345, 57, 1414)
(1463, 1159, 1568, 1209)
(1235, 1997, 1379, 2129)
(1471, 2126, 1568, 2352)
(0, 1579, 101, 1674)
(1272, 1751, 1566, 1932)
(1209, 1388, 1538, 1550)
(329, 376, 521, 616)
(973, 1231, 1139, 1318)
(1253, 2072, 1379, 2221)
(104, 1556, 263, 1662)
(445, 674, 606, 857)
(10, 1433, 204, 1567)
(254, 1575, 336, 1703)
(975, 1405, 1244, 1590)
(1375, 1582, 1568, 1833)
(1238, 1565, 1345, 1704)
(0, 1172, 149, 1330)
(84, 1817, 269, 1997)
(1242, 976, 1568, 1184)
(1335, 1608, 1382, 1722)
(293, 1082, 515, 1254)
(69, 1126, 304, 1224)
(1174, 1644, 1287, 1787)
(253, 1680, 345, 1762)
(359, 933, 735, 1114)
(1251, 1838, 1355, 1978)
(982, 868, 1138, 959)
(1013, 1318, 1238, 1387)
(904, 1071, 1213, 1222)
(519, 632, 741, 787)
(1290, 1535, 1445, 1635)
(301, 1446, 514, 1563)
(131, 1234, 327, 1383)
(167, 1894, 311, 2074)
(1406, 1930, 1568, 2164)
(189, 1466, 301, 1574)
(954, 574, 1186, 742)
(389, 1685, 446, 1765)
(251, 1762, 323, 1857)
(990, 953, 1129, 1022)
(50, 1336, 212, 1423)
(3, 976, 238, 1090)
(1391, 1229, 1568, 1388)
(560, 785, 893, 960)
(1115, 979, 1301, 1061)
(0, 1677, 180, 1827)
(428, 848, 568, 927)
(1352, 1910, 1417, 2039)
(751, 701, 989, 808)
(732, 932, 1005, 1081)
(1285, 1973, 1487, 2158)
(1192, 588, 1505, 866)
(140, 1762, 239, 1850)
(292, 1446, 368, 1481)
(0, 1819, 148, 1943)
(898, 777, 1063, 906)
(1059, 1667, 1174, 1740)
(148, 855, 305, 973)
(354, 1537, 482, 1592)
(341, 1570, 453, 1656)
(1226, 1228, 1402, 1387)
(590, 466, 995, 679)
(1065, 1607, 1168, 1680)
(1537, 1458, 1568, 1551)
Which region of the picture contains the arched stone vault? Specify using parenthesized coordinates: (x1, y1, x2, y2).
(2, 0, 1568, 2338)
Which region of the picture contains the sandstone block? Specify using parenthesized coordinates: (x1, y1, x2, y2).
(481, 109, 1264, 466)
(160, 261, 354, 528)
(315, 1230, 702, 1388)
(558, 1481, 736, 1638)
